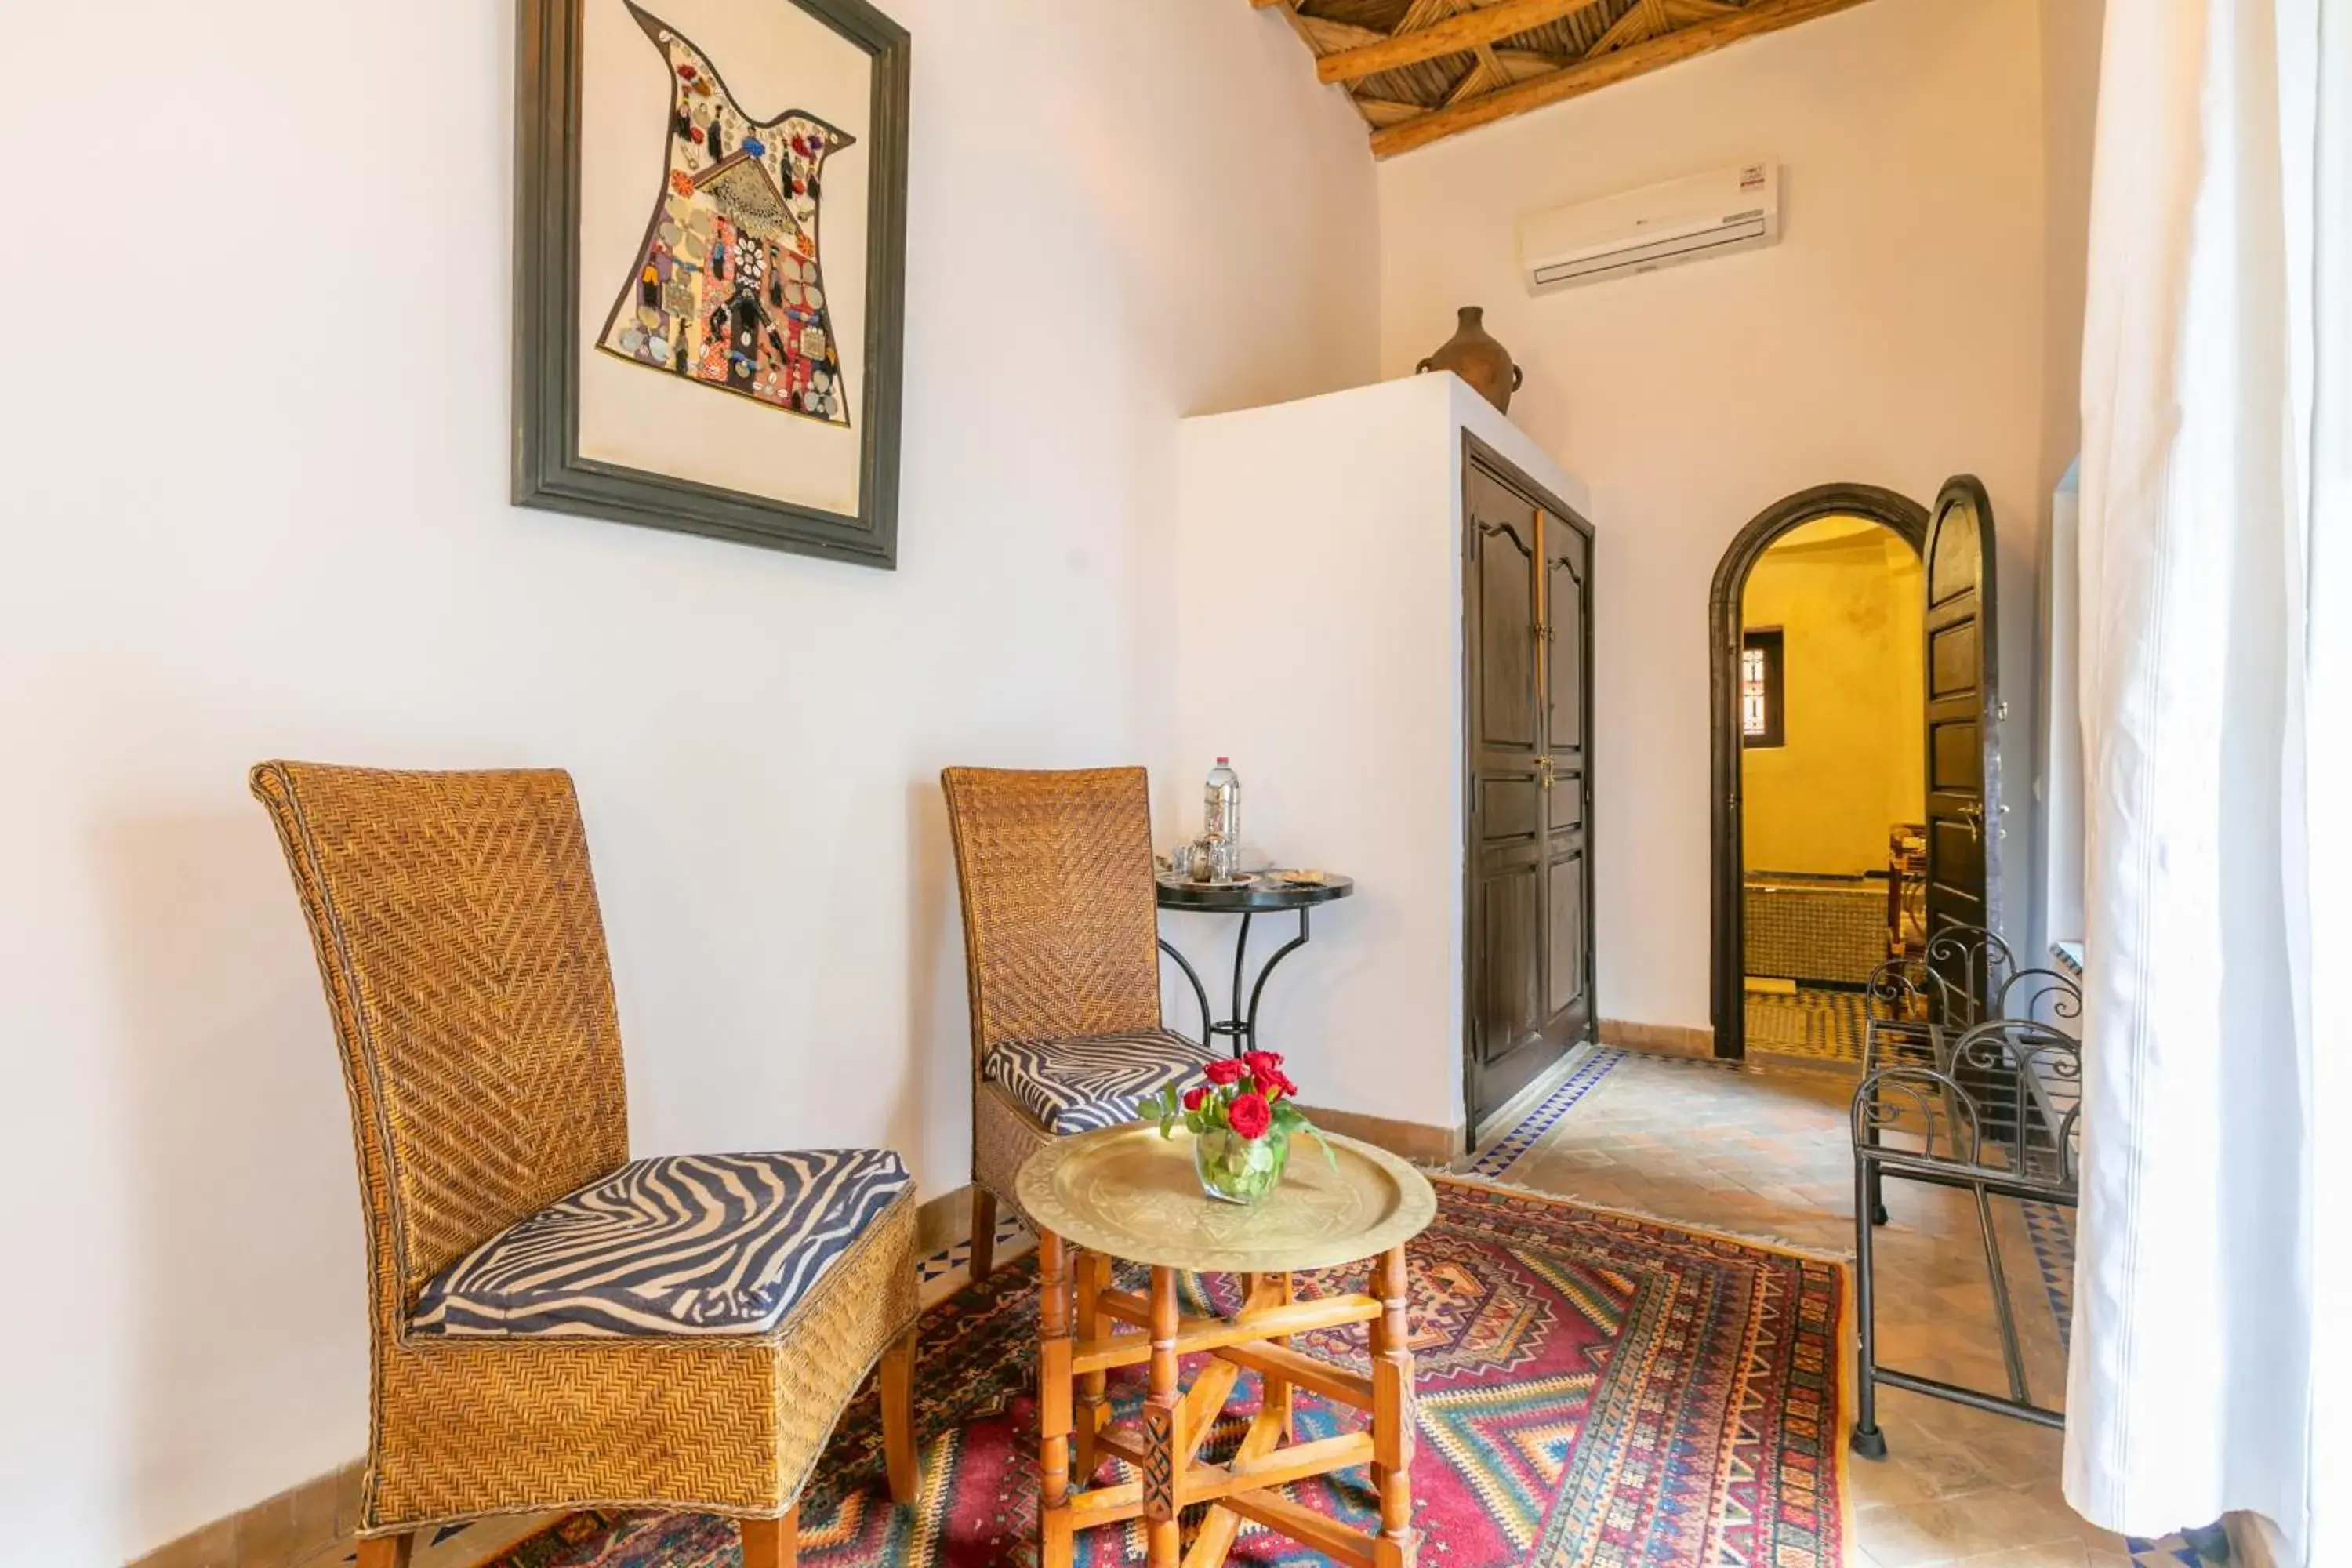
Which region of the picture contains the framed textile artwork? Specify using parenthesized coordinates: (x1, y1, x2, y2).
(516, 0, 909, 568)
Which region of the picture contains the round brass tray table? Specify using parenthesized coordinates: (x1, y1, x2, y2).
(1014, 1125, 1438, 1568)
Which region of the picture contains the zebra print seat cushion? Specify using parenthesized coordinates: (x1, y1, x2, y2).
(410, 1149, 909, 1338)
(983, 1029, 1218, 1134)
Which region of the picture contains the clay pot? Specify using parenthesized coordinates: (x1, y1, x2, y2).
(1415, 306, 1523, 414)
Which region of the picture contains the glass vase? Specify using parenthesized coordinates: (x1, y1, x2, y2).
(1194, 1124, 1290, 1206)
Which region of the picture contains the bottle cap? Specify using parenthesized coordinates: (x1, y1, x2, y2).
(1215, 757, 1229, 764)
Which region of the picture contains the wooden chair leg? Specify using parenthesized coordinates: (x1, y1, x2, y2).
(880, 1323, 920, 1505)
(968, 1187, 998, 1283)
(355, 1534, 413, 1568)
(741, 1509, 797, 1568)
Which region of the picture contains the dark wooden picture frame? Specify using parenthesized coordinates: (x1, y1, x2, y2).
(514, 0, 910, 568)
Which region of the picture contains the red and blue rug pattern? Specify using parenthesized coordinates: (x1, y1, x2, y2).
(481, 1179, 1846, 1567)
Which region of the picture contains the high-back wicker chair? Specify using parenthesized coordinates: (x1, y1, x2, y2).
(251, 762, 920, 1568)
(940, 767, 1214, 1280)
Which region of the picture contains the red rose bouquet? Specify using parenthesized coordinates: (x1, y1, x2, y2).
(1145, 1050, 1334, 1205)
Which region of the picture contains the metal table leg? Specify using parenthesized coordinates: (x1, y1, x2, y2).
(1161, 911, 1316, 1058)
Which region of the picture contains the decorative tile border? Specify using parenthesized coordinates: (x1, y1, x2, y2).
(2126, 1525, 2233, 1566)
(916, 1209, 1030, 1287)
(1460, 1047, 1626, 1179)
(2020, 1198, 2075, 1349)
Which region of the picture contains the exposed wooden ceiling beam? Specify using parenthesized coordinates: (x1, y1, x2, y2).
(1370, 0, 1878, 157)
(1316, 0, 1610, 84)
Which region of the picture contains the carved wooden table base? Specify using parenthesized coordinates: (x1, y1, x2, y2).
(1033, 1231, 1418, 1568)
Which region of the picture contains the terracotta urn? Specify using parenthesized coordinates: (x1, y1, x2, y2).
(1416, 305, 1523, 413)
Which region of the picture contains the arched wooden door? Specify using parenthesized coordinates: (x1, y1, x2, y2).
(1921, 476, 2002, 1007)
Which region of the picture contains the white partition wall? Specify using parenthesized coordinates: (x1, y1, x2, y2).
(1160, 374, 1589, 1145)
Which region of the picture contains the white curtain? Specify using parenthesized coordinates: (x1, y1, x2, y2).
(2068, 0, 2347, 1560)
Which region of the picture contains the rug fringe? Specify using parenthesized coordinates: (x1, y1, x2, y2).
(1430, 1170, 1857, 1267)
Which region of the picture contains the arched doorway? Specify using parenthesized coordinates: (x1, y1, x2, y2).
(1708, 484, 1929, 1061)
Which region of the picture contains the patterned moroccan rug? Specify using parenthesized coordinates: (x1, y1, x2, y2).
(481, 1179, 1847, 1567)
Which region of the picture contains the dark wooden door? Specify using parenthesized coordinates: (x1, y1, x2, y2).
(1921, 475, 1998, 1007)
(1465, 447, 1595, 1135)
(1542, 513, 1595, 1057)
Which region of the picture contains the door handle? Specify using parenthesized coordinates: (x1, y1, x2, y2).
(1958, 800, 1984, 843)
(1536, 757, 1556, 789)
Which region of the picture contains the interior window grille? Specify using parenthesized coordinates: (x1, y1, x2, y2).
(1741, 628, 1785, 748)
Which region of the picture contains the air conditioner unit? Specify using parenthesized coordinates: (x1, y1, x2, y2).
(1519, 162, 1780, 292)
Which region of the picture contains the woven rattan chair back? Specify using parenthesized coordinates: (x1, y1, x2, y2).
(939, 767, 1163, 1066)
(250, 762, 630, 1326)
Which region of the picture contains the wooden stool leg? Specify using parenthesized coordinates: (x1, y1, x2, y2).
(1370, 1245, 1419, 1568)
(969, 1188, 999, 1284)
(1073, 1248, 1109, 1484)
(1143, 1265, 1184, 1567)
(1037, 1229, 1076, 1568)
(355, 1535, 412, 1568)
(880, 1323, 920, 1506)
(1265, 1270, 1296, 1443)
(740, 1509, 797, 1568)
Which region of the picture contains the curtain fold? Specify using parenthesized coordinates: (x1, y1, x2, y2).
(2067, 0, 2339, 1557)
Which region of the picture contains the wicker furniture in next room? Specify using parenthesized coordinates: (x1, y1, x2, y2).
(250, 762, 920, 1568)
(939, 766, 1218, 1282)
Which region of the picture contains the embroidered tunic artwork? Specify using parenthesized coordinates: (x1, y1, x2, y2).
(598, 3, 855, 426)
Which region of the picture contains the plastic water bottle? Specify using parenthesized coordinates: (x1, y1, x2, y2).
(1204, 757, 1240, 844)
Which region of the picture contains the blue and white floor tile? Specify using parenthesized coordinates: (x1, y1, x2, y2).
(1461, 1046, 1625, 1179)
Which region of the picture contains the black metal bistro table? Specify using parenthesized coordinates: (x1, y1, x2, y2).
(1155, 872, 1354, 1059)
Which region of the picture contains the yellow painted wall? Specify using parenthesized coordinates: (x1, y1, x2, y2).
(1740, 516, 1925, 876)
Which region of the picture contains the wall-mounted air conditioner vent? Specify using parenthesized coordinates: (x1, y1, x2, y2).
(1520, 162, 1781, 292)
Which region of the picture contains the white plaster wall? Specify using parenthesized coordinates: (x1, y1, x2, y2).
(1160, 376, 1586, 1136)
(1376, 0, 2082, 1030)
(0, 4, 1377, 1561)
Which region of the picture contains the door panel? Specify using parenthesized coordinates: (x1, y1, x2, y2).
(1929, 720, 1983, 791)
(1538, 510, 1595, 1058)
(1548, 770, 1585, 829)
(1929, 622, 1979, 697)
(1474, 478, 1540, 753)
(1920, 476, 1998, 1005)
(1481, 775, 1544, 842)
(1477, 862, 1542, 1059)
(1466, 462, 1545, 1124)
(1546, 539, 1588, 755)
(1545, 851, 1588, 1016)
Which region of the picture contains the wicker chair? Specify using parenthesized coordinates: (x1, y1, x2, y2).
(940, 766, 1215, 1280)
(251, 762, 920, 1568)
